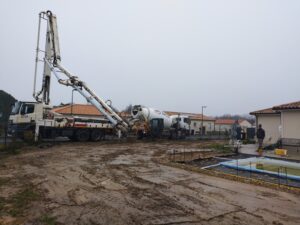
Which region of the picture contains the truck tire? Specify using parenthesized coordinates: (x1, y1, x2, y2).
(69, 135, 77, 141)
(137, 130, 144, 140)
(90, 129, 103, 141)
(76, 129, 90, 142)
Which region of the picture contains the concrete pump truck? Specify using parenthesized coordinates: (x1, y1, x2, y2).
(8, 10, 129, 141)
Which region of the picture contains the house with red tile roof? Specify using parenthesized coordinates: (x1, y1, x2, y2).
(52, 104, 103, 118)
(52, 104, 131, 120)
(250, 100, 300, 147)
(272, 101, 300, 146)
(162, 111, 216, 135)
(189, 114, 215, 135)
(215, 119, 235, 125)
(250, 107, 281, 145)
(238, 119, 253, 131)
(214, 119, 235, 133)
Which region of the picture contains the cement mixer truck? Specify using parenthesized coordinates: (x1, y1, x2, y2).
(131, 105, 190, 139)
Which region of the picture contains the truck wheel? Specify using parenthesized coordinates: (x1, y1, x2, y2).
(137, 130, 144, 140)
(76, 129, 90, 142)
(169, 131, 174, 140)
(69, 135, 77, 141)
(180, 129, 186, 139)
(90, 129, 103, 141)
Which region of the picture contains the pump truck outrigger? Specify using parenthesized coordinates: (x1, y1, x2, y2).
(8, 10, 129, 141)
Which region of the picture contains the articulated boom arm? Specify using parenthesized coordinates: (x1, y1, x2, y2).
(33, 10, 128, 134)
(33, 11, 61, 105)
(49, 61, 129, 133)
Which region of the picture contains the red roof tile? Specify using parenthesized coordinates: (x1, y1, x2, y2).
(250, 107, 279, 115)
(52, 104, 102, 116)
(164, 111, 215, 121)
(215, 119, 235, 125)
(272, 101, 300, 110)
(250, 101, 300, 115)
(52, 104, 132, 119)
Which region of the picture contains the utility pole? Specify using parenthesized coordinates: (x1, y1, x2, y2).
(201, 106, 207, 136)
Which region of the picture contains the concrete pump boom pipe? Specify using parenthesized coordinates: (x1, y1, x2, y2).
(45, 60, 128, 133)
(34, 10, 129, 136)
(33, 12, 44, 101)
(55, 63, 128, 127)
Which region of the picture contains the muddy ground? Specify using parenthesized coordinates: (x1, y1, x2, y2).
(0, 141, 299, 225)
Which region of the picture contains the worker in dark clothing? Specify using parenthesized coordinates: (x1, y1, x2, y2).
(256, 124, 265, 149)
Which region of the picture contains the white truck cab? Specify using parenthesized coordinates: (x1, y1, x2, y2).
(170, 115, 191, 130)
(9, 101, 114, 141)
(8, 101, 45, 137)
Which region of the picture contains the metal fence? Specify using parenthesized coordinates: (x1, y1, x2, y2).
(219, 159, 300, 189)
(169, 150, 300, 189)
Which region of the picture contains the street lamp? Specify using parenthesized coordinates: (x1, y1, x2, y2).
(201, 105, 207, 136)
(71, 89, 78, 116)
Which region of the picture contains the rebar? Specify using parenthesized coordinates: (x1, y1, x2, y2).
(236, 159, 239, 176)
(278, 167, 281, 186)
(285, 167, 288, 185)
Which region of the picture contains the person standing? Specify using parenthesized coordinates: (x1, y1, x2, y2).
(256, 124, 265, 149)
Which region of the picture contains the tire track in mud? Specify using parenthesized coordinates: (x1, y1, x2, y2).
(102, 165, 215, 223)
(53, 145, 163, 224)
(92, 155, 200, 224)
(74, 144, 281, 224)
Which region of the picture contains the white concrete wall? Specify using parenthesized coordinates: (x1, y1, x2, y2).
(190, 120, 215, 134)
(214, 124, 232, 132)
(239, 120, 252, 132)
(281, 110, 300, 139)
(256, 114, 281, 144)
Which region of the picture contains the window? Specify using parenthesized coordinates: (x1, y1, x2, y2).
(11, 101, 22, 115)
(152, 120, 158, 126)
(184, 118, 191, 124)
(21, 104, 35, 115)
(176, 118, 181, 122)
(26, 104, 35, 114)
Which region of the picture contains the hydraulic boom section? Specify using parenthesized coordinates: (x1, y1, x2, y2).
(33, 10, 129, 134)
(33, 11, 61, 105)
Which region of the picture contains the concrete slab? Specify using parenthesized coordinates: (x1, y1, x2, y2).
(239, 144, 300, 161)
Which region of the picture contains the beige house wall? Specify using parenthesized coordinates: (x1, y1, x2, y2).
(190, 119, 215, 134)
(256, 114, 281, 145)
(281, 110, 300, 139)
(239, 120, 252, 132)
(214, 124, 232, 132)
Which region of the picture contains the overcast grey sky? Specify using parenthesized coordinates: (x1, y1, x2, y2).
(0, 0, 299, 116)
